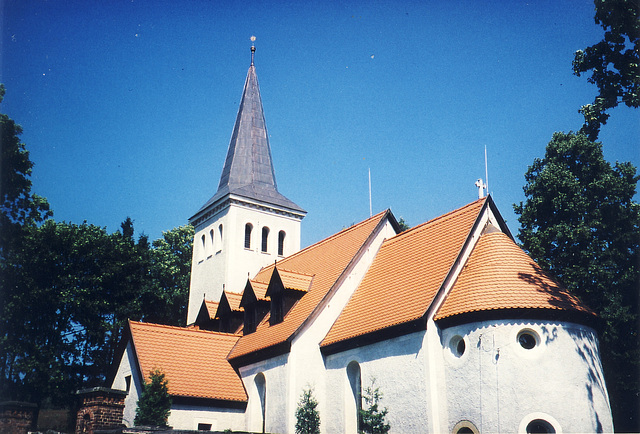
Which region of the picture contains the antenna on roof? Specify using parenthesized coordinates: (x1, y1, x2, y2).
(368, 168, 372, 217)
(250, 36, 256, 66)
(485, 145, 489, 197)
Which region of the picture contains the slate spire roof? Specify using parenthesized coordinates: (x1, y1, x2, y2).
(194, 50, 304, 216)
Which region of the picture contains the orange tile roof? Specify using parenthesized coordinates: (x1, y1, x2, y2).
(434, 231, 595, 320)
(321, 199, 486, 348)
(222, 291, 244, 312)
(128, 321, 246, 402)
(228, 210, 390, 362)
(251, 281, 269, 300)
(204, 300, 219, 320)
(278, 269, 314, 292)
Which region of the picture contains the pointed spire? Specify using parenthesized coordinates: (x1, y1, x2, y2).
(193, 44, 305, 216)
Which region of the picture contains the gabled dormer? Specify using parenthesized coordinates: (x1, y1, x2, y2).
(239, 279, 270, 335)
(193, 299, 220, 331)
(215, 291, 244, 334)
(265, 267, 312, 325)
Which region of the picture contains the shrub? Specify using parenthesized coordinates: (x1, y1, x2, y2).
(134, 368, 172, 427)
(295, 386, 320, 434)
(359, 378, 390, 434)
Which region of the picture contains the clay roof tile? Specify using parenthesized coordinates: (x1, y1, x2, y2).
(128, 321, 246, 402)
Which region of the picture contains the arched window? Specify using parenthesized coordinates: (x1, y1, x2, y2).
(347, 361, 362, 432)
(255, 373, 266, 434)
(209, 229, 215, 251)
(218, 224, 223, 248)
(245, 223, 253, 249)
(261, 227, 270, 253)
(200, 234, 206, 261)
(278, 231, 286, 256)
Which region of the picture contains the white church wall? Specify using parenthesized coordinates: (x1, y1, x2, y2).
(111, 341, 143, 427)
(168, 405, 245, 431)
(239, 353, 290, 434)
(324, 331, 430, 434)
(440, 319, 613, 433)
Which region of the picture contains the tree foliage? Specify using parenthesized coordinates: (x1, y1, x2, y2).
(514, 131, 640, 431)
(134, 368, 172, 427)
(141, 225, 194, 326)
(572, 0, 639, 140)
(295, 387, 320, 434)
(359, 378, 390, 434)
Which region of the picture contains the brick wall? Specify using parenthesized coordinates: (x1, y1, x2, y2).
(0, 401, 38, 434)
(76, 387, 126, 434)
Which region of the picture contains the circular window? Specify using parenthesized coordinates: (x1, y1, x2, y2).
(526, 419, 555, 433)
(449, 335, 466, 357)
(517, 329, 539, 350)
(519, 412, 561, 434)
(452, 420, 479, 434)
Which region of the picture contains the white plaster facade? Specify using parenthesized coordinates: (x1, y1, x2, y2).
(187, 196, 303, 324)
(111, 342, 142, 427)
(439, 320, 613, 433)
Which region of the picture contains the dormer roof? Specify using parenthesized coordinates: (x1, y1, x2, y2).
(191, 57, 305, 222)
(265, 267, 314, 298)
(216, 291, 244, 317)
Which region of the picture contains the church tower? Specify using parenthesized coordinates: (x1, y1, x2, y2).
(187, 46, 306, 324)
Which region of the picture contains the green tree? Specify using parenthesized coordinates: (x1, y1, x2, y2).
(134, 368, 172, 427)
(0, 84, 51, 235)
(514, 131, 640, 432)
(359, 378, 390, 434)
(295, 387, 320, 434)
(572, 0, 639, 140)
(142, 225, 194, 326)
(1, 84, 53, 402)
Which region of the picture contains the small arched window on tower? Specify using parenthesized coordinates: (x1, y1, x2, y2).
(278, 231, 286, 256)
(209, 229, 215, 254)
(245, 223, 253, 249)
(261, 227, 270, 253)
(200, 234, 206, 262)
(218, 224, 223, 252)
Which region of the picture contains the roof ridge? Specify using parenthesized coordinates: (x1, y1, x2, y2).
(276, 268, 316, 278)
(129, 320, 240, 337)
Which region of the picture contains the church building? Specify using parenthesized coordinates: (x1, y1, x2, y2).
(110, 48, 614, 433)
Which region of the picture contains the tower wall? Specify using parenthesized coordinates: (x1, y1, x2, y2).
(187, 198, 302, 324)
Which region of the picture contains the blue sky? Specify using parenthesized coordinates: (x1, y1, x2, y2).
(2, 0, 638, 248)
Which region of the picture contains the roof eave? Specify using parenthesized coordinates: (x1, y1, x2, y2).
(320, 317, 426, 356)
(435, 307, 600, 330)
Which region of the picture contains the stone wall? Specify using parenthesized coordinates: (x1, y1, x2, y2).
(0, 401, 38, 434)
(76, 387, 126, 434)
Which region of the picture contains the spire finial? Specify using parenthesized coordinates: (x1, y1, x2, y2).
(250, 36, 256, 65)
